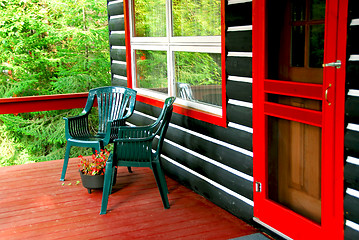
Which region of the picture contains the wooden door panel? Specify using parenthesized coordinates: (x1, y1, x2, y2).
(288, 67, 323, 83)
(270, 115, 322, 224)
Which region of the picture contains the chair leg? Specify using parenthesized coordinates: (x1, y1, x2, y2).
(127, 167, 132, 173)
(152, 162, 170, 209)
(100, 158, 114, 215)
(60, 144, 71, 181)
(109, 166, 117, 195)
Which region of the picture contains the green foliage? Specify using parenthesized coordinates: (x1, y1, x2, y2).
(0, 0, 110, 165)
(133, 0, 166, 37)
(133, 0, 220, 37)
(172, 0, 221, 37)
(0, 109, 99, 166)
(0, 0, 111, 97)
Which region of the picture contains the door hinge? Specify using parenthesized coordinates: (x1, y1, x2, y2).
(255, 182, 262, 192)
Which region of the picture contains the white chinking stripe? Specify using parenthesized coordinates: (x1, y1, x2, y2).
(350, 19, 359, 26)
(347, 188, 359, 199)
(228, 76, 253, 83)
(162, 155, 254, 206)
(347, 123, 359, 132)
(112, 46, 126, 50)
(228, 26, 252, 31)
(347, 156, 359, 166)
(134, 110, 253, 157)
(164, 138, 253, 182)
(228, 0, 252, 5)
(110, 15, 124, 20)
(112, 60, 126, 65)
(228, 122, 253, 134)
(346, 220, 359, 232)
(111, 31, 125, 35)
(113, 74, 127, 80)
(348, 89, 359, 97)
(228, 99, 253, 109)
(228, 52, 253, 57)
(349, 55, 359, 61)
(108, 0, 123, 5)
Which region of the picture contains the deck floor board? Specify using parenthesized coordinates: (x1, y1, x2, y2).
(0, 158, 259, 239)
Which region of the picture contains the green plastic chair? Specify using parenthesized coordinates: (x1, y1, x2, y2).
(60, 86, 137, 181)
(100, 97, 176, 214)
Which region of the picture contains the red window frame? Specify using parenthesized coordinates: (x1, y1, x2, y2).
(123, 0, 227, 127)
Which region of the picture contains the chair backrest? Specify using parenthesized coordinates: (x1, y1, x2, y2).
(84, 86, 137, 135)
(154, 97, 175, 157)
(113, 97, 175, 163)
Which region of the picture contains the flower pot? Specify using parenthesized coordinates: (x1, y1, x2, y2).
(79, 169, 117, 194)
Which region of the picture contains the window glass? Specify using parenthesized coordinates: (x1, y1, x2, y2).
(291, 26, 305, 67)
(131, 0, 222, 115)
(310, 0, 325, 20)
(135, 50, 168, 94)
(309, 25, 324, 68)
(291, 0, 306, 21)
(133, 0, 166, 37)
(172, 0, 221, 37)
(175, 52, 221, 106)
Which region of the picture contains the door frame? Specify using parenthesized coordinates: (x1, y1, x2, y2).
(252, 0, 348, 239)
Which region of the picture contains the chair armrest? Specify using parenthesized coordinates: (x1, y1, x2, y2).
(63, 113, 90, 139)
(120, 108, 135, 121)
(113, 135, 155, 143)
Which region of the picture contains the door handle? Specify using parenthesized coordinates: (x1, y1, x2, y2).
(322, 60, 341, 69)
(325, 84, 332, 106)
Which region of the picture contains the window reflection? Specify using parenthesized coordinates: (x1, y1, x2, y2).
(133, 0, 166, 37)
(172, 0, 221, 37)
(135, 50, 168, 94)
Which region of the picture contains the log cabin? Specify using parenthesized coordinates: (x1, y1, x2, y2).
(1, 0, 359, 239)
(107, 0, 359, 239)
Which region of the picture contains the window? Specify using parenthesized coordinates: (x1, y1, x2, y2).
(128, 0, 224, 119)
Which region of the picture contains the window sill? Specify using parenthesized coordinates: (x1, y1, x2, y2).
(136, 94, 227, 128)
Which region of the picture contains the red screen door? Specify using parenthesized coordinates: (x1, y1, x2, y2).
(252, 0, 347, 239)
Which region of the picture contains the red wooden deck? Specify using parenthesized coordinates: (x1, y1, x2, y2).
(0, 158, 260, 239)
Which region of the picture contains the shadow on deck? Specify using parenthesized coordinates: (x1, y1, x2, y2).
(0, 158, 262, 239)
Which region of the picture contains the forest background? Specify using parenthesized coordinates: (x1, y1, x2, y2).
(0, 0, 110, 166)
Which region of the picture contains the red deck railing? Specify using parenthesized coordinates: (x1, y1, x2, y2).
(0, 93, 89, 114)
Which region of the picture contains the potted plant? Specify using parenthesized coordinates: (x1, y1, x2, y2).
(78, 149, 116, 193)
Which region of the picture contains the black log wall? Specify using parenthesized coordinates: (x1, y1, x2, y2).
(344, 1, 359, 239)
(106, 0, 255, 222)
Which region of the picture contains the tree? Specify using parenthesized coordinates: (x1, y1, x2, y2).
(0, 0, 110, 165)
